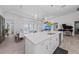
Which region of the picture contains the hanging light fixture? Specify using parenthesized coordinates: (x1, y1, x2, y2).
(34, 14, 38, 19)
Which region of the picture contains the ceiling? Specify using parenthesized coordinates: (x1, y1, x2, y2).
(0, 5, 79, 19)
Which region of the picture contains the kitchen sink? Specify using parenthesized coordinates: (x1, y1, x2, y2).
(48, 33, 56, 35)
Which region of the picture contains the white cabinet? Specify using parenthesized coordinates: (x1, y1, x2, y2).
(35, 39, 50, 54)
(48, 34, 59, 53)
(25, 31, 63, 54)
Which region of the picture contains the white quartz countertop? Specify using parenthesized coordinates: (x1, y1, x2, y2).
(24, 31, 60, 44)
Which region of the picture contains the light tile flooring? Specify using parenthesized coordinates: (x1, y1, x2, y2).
(0, 35, 25, 54)
(0, 34, 79, 54)
(60, 34, 79, 54)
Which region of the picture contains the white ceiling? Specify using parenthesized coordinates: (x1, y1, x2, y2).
(0, 5, 79, 19)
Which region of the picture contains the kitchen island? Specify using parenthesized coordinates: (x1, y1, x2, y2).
(25, 31, 63, 54)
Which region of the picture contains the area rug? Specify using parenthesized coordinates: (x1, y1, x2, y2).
(53, 47, 68, 54)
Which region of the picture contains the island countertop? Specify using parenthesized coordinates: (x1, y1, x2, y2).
(24, 31, 61, 44)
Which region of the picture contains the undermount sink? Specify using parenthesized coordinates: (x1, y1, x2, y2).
(48, 33, 56, 35)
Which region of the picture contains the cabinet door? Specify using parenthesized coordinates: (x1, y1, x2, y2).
(25, 39, 35, 54)
(35, 39, 50, 54)
(48, 37, 56, 53)
(35, 36, 59, 54)
(53, 37, 59, 50)
(49, 35, 59, 53)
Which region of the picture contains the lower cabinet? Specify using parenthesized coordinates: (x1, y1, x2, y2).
(25, 34, 59, 54)
(35, 39, 50, 54)
(48, 34, 59, 53)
